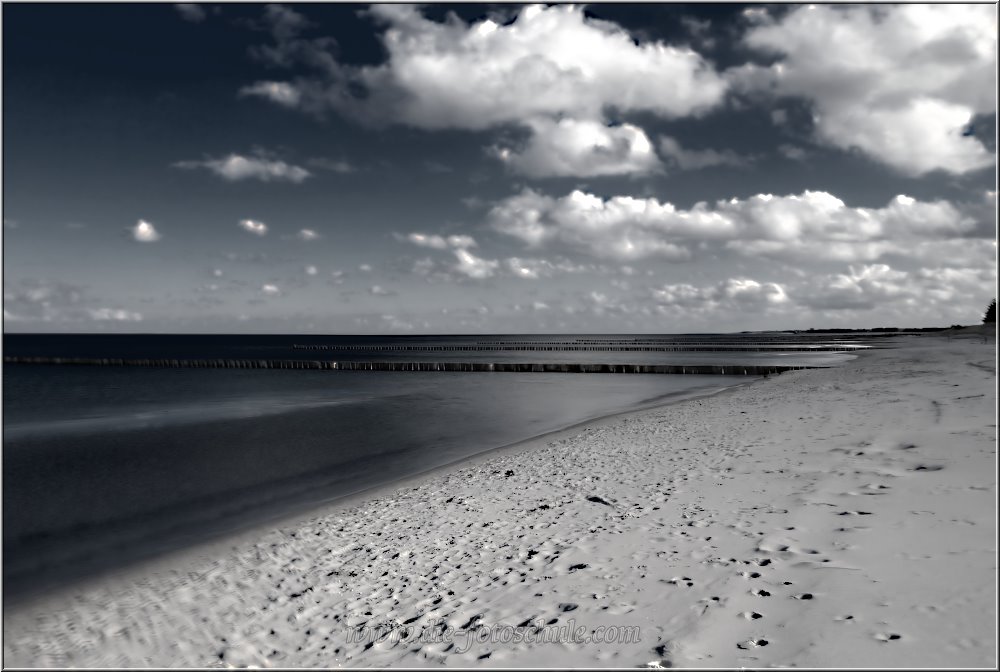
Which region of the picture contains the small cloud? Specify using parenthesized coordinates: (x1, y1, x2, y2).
(132, 219, 161, 242)
(298, 228, 320, 240)
(87, 307, 143, 322)
(212, 268, 224, 277)
(358, 264, 372, 272)
(779, 144, 809, 161)
(454, 248, 499, 279)
(174, 153, 311, 183)
(771, 109, 788, 125)
(369, 285, 393, 296)
(399, 232, 477, 249)
(659, 135, 751, 170)
(239, 81, 301, 107)
(239, 219, 268, 236)
(305, 265, 318, 276)
(261, 283, 280, 295)
(174, 3, 206, 23)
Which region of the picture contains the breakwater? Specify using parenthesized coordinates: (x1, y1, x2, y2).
(292, 344, 865, 352)
(3, 356, 820, 375)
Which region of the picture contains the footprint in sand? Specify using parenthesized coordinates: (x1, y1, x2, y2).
(792, 593, 814, 600)
(750, 589, 771, 597)
(875, 632, 903, 642)
(736, 638, 769, 649)
(739, 611, 764, 620)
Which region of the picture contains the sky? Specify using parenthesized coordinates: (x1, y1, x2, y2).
(2, 2, 997, 334)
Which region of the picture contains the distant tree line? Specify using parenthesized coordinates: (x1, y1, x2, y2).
(798, 327, 947, 333)
(984, 299, 996, 324)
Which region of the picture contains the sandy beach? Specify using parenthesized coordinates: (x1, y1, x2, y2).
(3, 335, 995, 668)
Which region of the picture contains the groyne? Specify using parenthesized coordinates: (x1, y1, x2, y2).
(3, 356, 821, 376)
(291, 344, 864, 352)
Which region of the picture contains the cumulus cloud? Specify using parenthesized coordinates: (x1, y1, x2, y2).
(399, 232, 477, 250)
(298, 228, 320, 240)
(493, 118, 661, 177)
(731, 4, 996, 175)
(658, 135, 751, 170)
(174, 3, 206, 23)
(87, 308, 144, 322)
(239, 81, 301, 107)
(174, 153, 311, 183)
(640, 261, 995, 326)
(261, 283, 280, 295)
(240, 4, 727, 177)
(504, 257, 590, 279)
(489, 188, 985, 263)
(131, 219, 161, 242)
(453, 248, 500, 279)
(3, 279, 143, 324)
(652, 277, 787, 311)
(239, 219, 268, 236)
(398, 232, 594, 282)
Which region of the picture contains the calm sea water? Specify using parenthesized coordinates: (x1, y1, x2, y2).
(2, 333, 861, 596)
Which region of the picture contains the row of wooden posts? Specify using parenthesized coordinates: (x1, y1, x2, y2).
(3, 356, 821, 376)
(291, 344, 862, 353)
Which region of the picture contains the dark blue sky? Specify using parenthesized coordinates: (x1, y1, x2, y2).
(3, 3, 996, 333)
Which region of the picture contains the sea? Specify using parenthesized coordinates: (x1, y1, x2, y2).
(2, 333, 872, 598)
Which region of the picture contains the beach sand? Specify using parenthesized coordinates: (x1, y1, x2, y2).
(3, 335, 996, 667)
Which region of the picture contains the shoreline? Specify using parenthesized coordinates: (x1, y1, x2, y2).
(4, 374, 760, 608)
(4, 336, 995, 667)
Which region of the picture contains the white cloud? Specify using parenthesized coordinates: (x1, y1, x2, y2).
(305, 265, 318, 276)
(261, 283, 280, 295)
(369, 285, 392, 296)
(652, 278, 787, 311)
(400, 232, 477, 250)
(242, 4, 728, 177)
(453, 248, 499, 279)
(239, 81, 301, 107)
(358, 264, 372, 272)
(174, 153, 311, 183)
(493, 118, 661, 178)
(132, 219, 161, 242)
(504, 256, 590, 279)
(658, 135, 751, 170)
(239, 219, 268, 236)
(4, 280, 144, 325)
(733, 4, 996, 175)
(489, 188, 984, 263)
(87, 308, 144, 322)
(212, 268, 224, 277)
(778, 144, 808, 161)
(174, 3, 206, 23)
(298, 228, 320, 240)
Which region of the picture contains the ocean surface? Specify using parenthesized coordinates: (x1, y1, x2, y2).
(2, 333, 869, 597)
